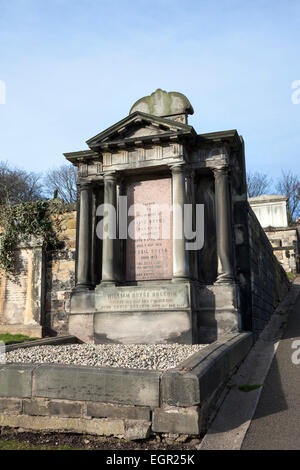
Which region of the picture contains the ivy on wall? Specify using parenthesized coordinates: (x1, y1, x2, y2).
(0, 200, 75, 276)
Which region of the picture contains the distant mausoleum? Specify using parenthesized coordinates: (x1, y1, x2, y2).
(249, 195, 300, 273)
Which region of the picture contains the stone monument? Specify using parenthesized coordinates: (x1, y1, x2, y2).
(249, 195, 289, 228)
(65, 89, 245, 344)
(0, 237, 44, 338)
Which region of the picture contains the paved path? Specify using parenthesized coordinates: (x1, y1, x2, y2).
(200, 278, 300, 450)
(242, 278, 300, 450)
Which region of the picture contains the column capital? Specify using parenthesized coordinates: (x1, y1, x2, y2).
(103, 171, 118, 182)
(213, 165, 229, 178)
(169, 162, 186, 174)
(77, 180, 92, 191)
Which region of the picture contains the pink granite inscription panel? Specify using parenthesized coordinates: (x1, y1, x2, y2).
(126, 178, 173, 281)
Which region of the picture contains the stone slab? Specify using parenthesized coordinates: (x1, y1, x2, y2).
(32, 364, 161, 408)
(86, 402, 151, 421)
(6, 335, 80, 352)
(152, 406, 200, 435)
(23, 398, 83, 418)
(126, 178, 173, 281)
(0, 398, 22, 414)
(95, 284, 189, 312)
(0, 365, 35, 398)
(94, 310, 192, 344)
(23, 398, 50, 416)
(48, 400, 83, 418)
(70, 291, 95, 314)
(68, 313, 94, 343)
(161, 332, 253, 407)
(0, 414, 125, 437)
(124, 420, 151, 441)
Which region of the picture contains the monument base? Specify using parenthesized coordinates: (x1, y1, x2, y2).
(69, 281, 240, 344)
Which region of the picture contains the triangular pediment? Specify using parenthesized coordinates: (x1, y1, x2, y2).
(86, 112, 195, 150)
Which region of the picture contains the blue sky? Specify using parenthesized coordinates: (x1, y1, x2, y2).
(0, 0, 299, 185)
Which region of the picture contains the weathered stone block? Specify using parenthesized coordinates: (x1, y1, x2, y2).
(86, 402, 151, 421)
(48, 400, 83, 418)
(23, 398, 50, 416)
(124, 420, 151, 441)
(65, 239, 76, 249)
(161, 332, 253, 407)
(32, 365, 160, 407)
(66, 218, 77, 230)
(152, 406, 200, 435)
(0, 365, 34, 398)
(68, 313, 94, 343)
(0, 398, 22, 414)
(94, 310, 192, 345)
(0, 414, 125, 437)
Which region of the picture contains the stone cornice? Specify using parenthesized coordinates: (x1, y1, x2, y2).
(64, 150, 100, 165)
(197, 130, 241, 150)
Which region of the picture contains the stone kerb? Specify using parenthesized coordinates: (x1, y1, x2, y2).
(0, 332, 253, 438)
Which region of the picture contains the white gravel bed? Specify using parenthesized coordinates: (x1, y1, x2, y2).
(5, 343, 208, 371)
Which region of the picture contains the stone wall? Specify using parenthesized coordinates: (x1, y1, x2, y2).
(0, 332, 253, 438)
(265, 226, 300, 273)
(44, 211, 77, 336)
(247, 206, 290, 335)
(0, 210, 77, 338)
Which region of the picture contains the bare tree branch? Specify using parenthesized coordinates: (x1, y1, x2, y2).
(247, 171, 273, 198)
(43, 164, 78, 203)
(276, 170, 300, 224)
(0, 161, 43, 205)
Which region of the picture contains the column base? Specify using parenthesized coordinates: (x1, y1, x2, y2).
(74, 284, 94, 292)
(100, 280, 117, 287)
(172, 276, 190, 283)
(215, 274, 235, 284)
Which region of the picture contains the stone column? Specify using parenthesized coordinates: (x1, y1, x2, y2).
(102, 172, 117, 284)
(76, 182, 93, 290)
(213, 166, 234, 283)
(171, 164, 189, 281)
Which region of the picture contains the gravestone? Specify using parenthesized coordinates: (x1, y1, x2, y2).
(66, 89, 242, 344)
(0, 237, 44, 338)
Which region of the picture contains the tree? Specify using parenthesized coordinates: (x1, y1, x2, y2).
(247, 171, 273, 198)
(0, 161, 43, 205)
(43, 164, 78, 203)
(276, 170, 300, 224)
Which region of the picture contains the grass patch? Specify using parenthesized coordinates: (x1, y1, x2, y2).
(0, 333, 38, 345)
(0, 440, 79, 450)
(238, 384, 263, 392)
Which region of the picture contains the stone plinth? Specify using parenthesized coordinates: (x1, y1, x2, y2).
(94, 283, 192, 344)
